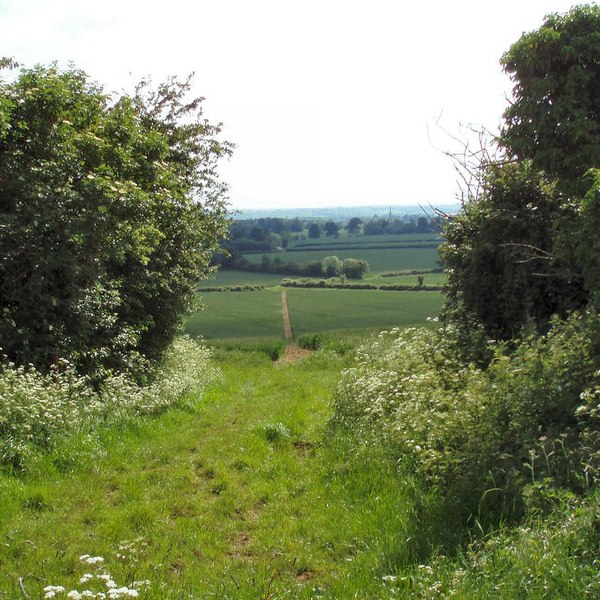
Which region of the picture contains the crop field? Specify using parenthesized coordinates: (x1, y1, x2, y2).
(366, 271, 447, 286)
(242, 245, 441, 272)
(186, 287, 443, 340)
(289, 232, 441, 246)
(186, 289, 283, 339)
(205, 270, 284, 287)
(286, 288, 444, 336)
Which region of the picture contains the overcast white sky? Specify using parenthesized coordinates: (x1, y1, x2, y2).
(0, 0, 584, 210)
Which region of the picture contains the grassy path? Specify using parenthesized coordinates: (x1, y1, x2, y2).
(0, 350, 414, 599)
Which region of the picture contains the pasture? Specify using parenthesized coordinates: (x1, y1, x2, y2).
(186, 289, 283, 339)
(286, 288, 444, 336)
(242, 245, 441, 272)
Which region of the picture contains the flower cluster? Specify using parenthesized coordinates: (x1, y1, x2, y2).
(43, 553, 150, 599)
(332, 318, 600, 517)
(0, 336, 220, 468)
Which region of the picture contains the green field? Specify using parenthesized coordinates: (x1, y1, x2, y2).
(205, 270, 285, 287)
(289, 232, 441, 246)
(243, 246, 441, 272)
(366, 271, 447, 286)
(191, 231, 446, 340)
(186, 289, 283, 339)
(186, 287, 443, 340)
(286, 288, 443, 336)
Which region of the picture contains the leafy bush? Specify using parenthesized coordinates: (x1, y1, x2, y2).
(0, 336, 219, 469)
(332, 314, 600, 521)
(0, 63, 230, 377)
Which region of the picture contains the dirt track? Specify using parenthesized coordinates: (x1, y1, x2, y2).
(281, 290, 294, 341)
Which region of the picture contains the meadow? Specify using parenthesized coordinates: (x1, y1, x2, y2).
(286, 288, 443, 337)
(242, 245, 441, 272)
(2, 341, 595, 599)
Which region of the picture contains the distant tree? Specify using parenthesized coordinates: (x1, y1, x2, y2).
(289, 217, 304, 232)
(322, 256, 343, 277)
(305, 260, 324, 277)
(324, 221, 340, 237)
(308, 222, 322, 239)
(346, 217, 362, 235)
(260, 255, 273, 272)
(416, 217, 430, 232)
(342, 258, 368, 279)
(250, 226, 267, 241)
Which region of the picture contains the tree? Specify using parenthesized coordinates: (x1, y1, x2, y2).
(441, 6, 600, 343)
(441, 162, 586, 340)
(0, 63, 231, 375)
(342, 258, 368, 279)
(324, 220, 340, 237)
(308, 222, 322, 238)
(346, 217, 362, 235)
(322, 256, 343, 277)
(500, 5, 600, 191)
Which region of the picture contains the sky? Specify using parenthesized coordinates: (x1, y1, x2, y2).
(0, 0, 586, 210)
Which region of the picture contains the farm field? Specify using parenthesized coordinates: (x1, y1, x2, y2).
(186, 289, 283, 339)
(366, 271, 447, 285)
(191, 231, 446, 341)
(242, 245, 441, 272)
(286, 288, 444, 337)
(204, 270, 284, 287)
(186, 287, 443, 340)
(289, 232, 442, 246)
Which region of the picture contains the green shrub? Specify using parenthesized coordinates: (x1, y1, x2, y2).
(332, 314, 600, 522)
(0, 64, 230, 377)
(298, 334, 324, 351)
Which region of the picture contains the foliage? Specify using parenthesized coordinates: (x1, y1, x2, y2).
(323, 220, 340, 237)
(342, 258, 369, 279)
(500, 4, 600, 190)
(441, 161, 587, 340)
(332, 316, 600, 522)
(345, 216, 362, 234)
(442, 5, 600, 344)
(0, 63, 230, 376)
(407, 490, 600, 599)
(321, 255, 343, 277)
(307, 222, 322, 239)
(0, 336, 219, 469)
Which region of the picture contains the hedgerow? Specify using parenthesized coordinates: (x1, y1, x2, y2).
(332, 313, 600, 521)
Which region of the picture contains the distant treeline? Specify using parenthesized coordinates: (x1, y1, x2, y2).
(213, 215, 442, 268)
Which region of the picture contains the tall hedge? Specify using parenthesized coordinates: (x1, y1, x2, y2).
(0, 63, 231, 376)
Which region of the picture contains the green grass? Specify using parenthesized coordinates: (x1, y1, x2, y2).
(0, 349, 420, 599)
(366, 271, 447, 285)
(187, 286, 443, 341)
(242, 246, 441, 272)
(205, 270, 284, 287)
(286, 288, 443, 336)
(186, 289, 284, 339)
(1, 345, 596, 599)
(290, 233, 441, 247)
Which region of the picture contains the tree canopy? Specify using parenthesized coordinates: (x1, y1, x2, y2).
(0, 63, 231, 376)
(442, 5, 600, 343)
(500, 4, 600, 190)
